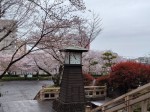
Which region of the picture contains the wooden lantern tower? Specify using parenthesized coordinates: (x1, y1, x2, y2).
(53, 46, 88, 112)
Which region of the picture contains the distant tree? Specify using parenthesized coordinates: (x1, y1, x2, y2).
(69, 0, 86, 10)
(0, 0, 101, 79)
(101, 51, 117, 75)
(0, 0, 40, 79)
(27, 0, 102, 86)
(0, 55, 38, 75)
(32, 53, 61, 86)
(82, 50, 124, 75)
(83, 50, 103, 74)
(109, 61, 150, 94)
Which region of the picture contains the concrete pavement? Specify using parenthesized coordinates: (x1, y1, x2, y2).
(0, 81, 54, 112)
(0, 81, 53, 103)
(2, 100, 56, 112)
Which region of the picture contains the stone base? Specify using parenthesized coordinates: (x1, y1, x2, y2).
(53, 99, 85, 112)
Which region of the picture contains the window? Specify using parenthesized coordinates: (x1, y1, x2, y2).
(96, 91, 100, 95)
(101, 91, 104, 95)
(50, 93, 55, 97)
(89, 91, 93, 95)
(44, 94, 49, 98)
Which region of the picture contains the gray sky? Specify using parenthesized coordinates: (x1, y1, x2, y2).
(85, 0, 150, 58)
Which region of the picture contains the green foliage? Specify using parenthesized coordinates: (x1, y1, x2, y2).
(39, 76, 51, 80)
(91, 74, 101, 78)
(4, 75, 19, 77)
(2, 77, 31, 81)
(90, 61, 98, 66)
(101, 51, 117, 67)
(1, 75, 51, 81)
(101, 51, 117, 75)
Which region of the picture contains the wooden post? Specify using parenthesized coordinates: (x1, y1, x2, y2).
(102, 106, 105, 112)
(85, 105, 91, 112)
(128, 105, 133, 112)
(104, 83, 107, 97)
(141, 100, 148, 112)
(125, 96, 132, 112)
(40, 91, 43, 100)
(125, 96, 128, 112)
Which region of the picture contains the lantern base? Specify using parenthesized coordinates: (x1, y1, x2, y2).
(53, 99, 85, 112)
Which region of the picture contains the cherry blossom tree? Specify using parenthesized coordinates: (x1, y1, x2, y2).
(82, 50, 124, 75)
(0, 54, 38, 76)
(32, 53, 59, 75)
(82, 50, 103, 74)
(82, 50, 125, 87)
(0, 0, 101, 79)
(0, 0, 41, 79)
(24, 0, 102, 86)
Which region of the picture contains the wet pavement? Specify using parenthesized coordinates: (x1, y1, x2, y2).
(2, 100, 56, 112)
(0, 81, 54, 112)
(0, 81, 109, 112)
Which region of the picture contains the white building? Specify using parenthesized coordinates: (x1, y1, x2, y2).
(135, 57, 150, 64)
(0, 19, 17, 55)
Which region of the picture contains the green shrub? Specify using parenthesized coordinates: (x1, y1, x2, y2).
(2, 77, 25, 81)
(39, 77, 51, 80)
(1, 76, 51, 81)
(39, 74, 51, 77)
(4, 75, 19, 77)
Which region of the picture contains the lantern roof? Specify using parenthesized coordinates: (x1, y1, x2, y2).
(60, 46, 88, 52)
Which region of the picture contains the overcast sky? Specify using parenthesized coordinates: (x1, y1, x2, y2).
(85, 0, 150, 58)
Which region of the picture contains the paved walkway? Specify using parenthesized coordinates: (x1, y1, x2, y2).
(0, 81, 110, 112)
(0, 81, 53, 103)
(0, 81, 53, 112)
(2, 100, 56, 112)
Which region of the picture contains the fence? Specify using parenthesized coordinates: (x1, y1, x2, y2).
(34, 86, 106, 101)
(91, 82, 150, 112)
